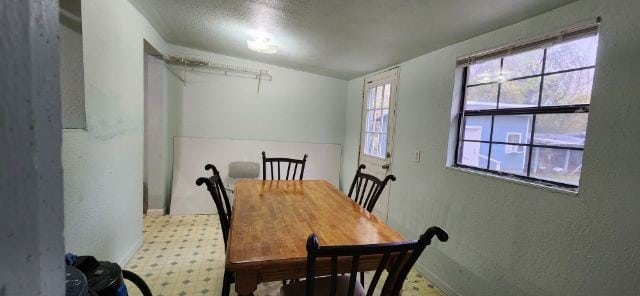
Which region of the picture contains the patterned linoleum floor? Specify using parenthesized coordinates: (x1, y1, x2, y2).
(125, 215, 446, 296)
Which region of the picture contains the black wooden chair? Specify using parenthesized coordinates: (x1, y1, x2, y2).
(262, 151, 308, 180)
(280, 226, 449, 296)
(196, 164, 233, 296)
(347, 164, 397, 213)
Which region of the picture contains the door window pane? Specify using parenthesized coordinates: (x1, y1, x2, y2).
(381, 109, 389, 133)
(379, 134, 388, 158)
(365, 133, 373, 155)
(373, 110, 382, 132)
(367, 88, 376, 109)
(366, 111, 375, 132)
(375, 86, 383, 108)
(383, 84, 391, 108)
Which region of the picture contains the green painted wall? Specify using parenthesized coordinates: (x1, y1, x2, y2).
(343, 0, 640, 295)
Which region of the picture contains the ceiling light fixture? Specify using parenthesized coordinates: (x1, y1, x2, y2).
(247, 37, 278, 54)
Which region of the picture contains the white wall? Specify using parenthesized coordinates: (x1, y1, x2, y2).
(343, 0, 640, 295)
(62, 0, 168, 264)
(166, 44, 348, 145)
(171, 137, 342, 215)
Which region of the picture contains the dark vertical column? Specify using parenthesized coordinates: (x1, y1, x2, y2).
(0, 0, 64, 295)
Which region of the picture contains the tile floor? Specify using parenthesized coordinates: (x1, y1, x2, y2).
(125, 215, 445, 296)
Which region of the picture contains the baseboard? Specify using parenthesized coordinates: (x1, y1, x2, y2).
(415, 262, 462, 296)
(146, 208, 166, 216)
(117, 236, 143, 267)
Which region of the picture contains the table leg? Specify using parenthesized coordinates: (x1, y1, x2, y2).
(234, 271, 257, 296)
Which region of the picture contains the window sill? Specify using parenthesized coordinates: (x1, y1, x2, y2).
(446, 166, 579, 196)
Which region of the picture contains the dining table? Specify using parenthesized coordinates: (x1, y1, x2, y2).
(227, 179, 406, 296)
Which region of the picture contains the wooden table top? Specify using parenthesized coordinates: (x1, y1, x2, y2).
(227, 180, 405, 270)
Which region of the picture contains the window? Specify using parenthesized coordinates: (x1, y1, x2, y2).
(453, 26, 599, 189)
(364, 83, 392, 159)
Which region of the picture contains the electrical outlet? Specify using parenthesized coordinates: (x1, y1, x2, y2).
(413, 150, 421, 162)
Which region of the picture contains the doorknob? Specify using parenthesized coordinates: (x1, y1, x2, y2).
(382, 164, 390, 169)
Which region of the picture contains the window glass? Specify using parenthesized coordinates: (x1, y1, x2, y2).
(468, 59, 501, 85)
(545, 35, 598, 73)
(455, 32, 598, 188)
(465, 84, 498, 110)
(502, 49, 544, 79)
(541, 69, 594, 106)
(499, 77, 541, 108)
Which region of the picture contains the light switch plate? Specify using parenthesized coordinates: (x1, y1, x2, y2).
(413, 150, 421, 162)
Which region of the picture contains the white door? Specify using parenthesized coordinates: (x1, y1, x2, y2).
(358, 68, 399, 222)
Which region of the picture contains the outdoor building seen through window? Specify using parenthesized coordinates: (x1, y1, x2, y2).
(455, 32, 599, 188)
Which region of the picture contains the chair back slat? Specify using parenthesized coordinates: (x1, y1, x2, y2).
(196, 164, 232, 248)
(365, 252, 390, 296)
(303, 226, 448, 296)
(363, 181, 377, 207)
(262, 151, 308, 180)
(347, 164, 397, 212)
(380, 250, 408, 295)
(347, 255, 360, 296)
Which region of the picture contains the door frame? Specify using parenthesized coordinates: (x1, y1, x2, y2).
(357, 66, 401, 171)
(356, 66, 400, 221)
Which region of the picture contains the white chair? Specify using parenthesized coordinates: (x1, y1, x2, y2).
(224, 162, 260, 204)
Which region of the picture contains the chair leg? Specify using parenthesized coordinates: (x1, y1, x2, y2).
(222, 270, 232, 296)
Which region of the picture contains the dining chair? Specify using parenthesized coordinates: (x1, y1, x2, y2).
(347, 164, 397, 213)
(196, 164, 233, 296)
(262, 151, 308, 180)
(280, 226, 449, 296)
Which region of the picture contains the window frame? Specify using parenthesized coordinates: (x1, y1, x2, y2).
(453, 30, 599, 190)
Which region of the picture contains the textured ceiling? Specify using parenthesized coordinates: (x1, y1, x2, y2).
(129, 0, 578, 79)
